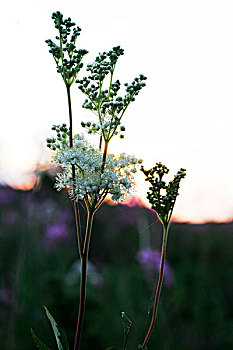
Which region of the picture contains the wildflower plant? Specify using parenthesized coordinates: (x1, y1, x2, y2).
(140, 163, 186, 349)
(32, 10, 186, 350)
(33, 10, 147, 350)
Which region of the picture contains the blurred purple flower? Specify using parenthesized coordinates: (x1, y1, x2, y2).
(45, 223, 68, 240)
(44, 223, 69, 249)
(136, 248, 175, 287)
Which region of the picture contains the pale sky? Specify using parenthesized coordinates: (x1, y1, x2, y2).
(1, 0, 233, 223)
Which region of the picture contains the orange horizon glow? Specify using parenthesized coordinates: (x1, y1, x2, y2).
(96, 195, 233, 225)
(1, 1, 233, 228)
(2, 173, 232, 225)
(7, 176, 38, 191)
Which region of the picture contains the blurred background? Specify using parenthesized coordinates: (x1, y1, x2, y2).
(1, 0, 233, 349)
(0, 172, 232, 349)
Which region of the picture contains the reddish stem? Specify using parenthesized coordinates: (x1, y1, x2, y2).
(142, 225, 169, 349)
(66, 85, 82, 256)
(101, 141, 109, 173)
(73, 212, 94, 350)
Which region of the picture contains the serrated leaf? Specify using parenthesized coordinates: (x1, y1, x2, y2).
(31, 329, 52, 350)
(44, 306, 63, 350)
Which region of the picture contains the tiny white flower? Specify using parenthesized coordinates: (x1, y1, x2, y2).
(52, 132, 143, 202)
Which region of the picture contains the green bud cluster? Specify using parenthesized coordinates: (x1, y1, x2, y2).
(141, 163, 186, 228)
(76, 46, 147, 141)
(124, 74, 147, 103)
(45, 11, 88, 87)
(46, 124, 69, 150)
(86, 46, 124, 83)
(81, 121, 101, 135)
(80, 120, 126, 138)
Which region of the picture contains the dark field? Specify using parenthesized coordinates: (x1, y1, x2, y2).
(0, 172, 233, 350)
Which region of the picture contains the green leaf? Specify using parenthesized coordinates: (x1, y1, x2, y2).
(60, 328, 70, 350)
(44, 306, 63, 350)
(31, 329, 52, 350)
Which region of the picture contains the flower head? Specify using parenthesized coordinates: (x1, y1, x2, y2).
(76, 47, 147, 141)
(47, 125, 142, 205)
(45, 11, 88, 87)
(141, 163, 186, 227)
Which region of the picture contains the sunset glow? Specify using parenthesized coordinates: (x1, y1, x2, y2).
(1, 0, 233, 223)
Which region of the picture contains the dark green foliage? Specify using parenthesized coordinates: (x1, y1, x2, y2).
(31, 306, 70, 350)
(141, 163, 186, 228)
(0, 173, 232, 349)
(31, 329, 52, 350)
(44, 306, 66, 350)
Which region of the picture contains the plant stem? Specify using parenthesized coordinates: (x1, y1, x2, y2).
(99, 135, 102, 150)
(66, 84, 82, 257)
(66, 85, 73, 149)
(101, 141, 109, 173)
(74, 211, 94, 350)
(141, 225, 169, 349)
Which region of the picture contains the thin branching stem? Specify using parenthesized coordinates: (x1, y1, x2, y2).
(141, 224, 169, 349)
(66, 67, 92, 350)
(66, 85, 73, 148)
(99, 135, 102, 150)
(122, 313, 133, 350)
(74, 211, 94, 350)
(66, 85, 82, 257)
(101, 141, 109, 173)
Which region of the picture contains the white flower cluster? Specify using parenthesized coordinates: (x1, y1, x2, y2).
(53, 134, 143, 202)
